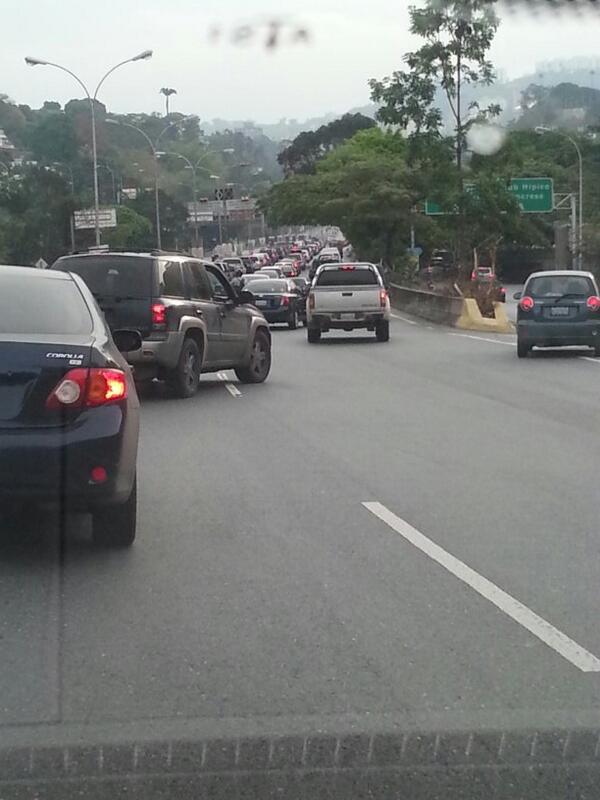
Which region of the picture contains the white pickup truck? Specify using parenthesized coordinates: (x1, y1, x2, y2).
(306, 263, 391, 343)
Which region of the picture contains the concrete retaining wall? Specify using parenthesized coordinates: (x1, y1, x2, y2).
(389, 284, 514, 333)
(388, 284, 464, 326)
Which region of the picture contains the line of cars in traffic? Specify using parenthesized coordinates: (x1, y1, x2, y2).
(0, 238, 329, 548)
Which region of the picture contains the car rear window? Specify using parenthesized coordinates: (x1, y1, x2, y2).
(247, 280, 287, 293)
(56, 255, 153, 299)
(0, 275, 93, 335)
(527, 275, 594, 298)
(316, 267, 378, 287)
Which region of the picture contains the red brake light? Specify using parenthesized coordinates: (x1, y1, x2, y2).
(308, 292, 315, 310)
(587, 295, 600, 311)
(46, 368, 127, 410)
(380, 289, 388, 308)
(281, 295, 290, 307)
(152, 302, 167, 327)
(87, 369, 127, 406)
(519, 296, 535, 312)
(340, 265, 355, 271)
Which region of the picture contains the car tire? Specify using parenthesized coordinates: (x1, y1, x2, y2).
(375, 320, 390, 342)
(168, 337, 202, 398)
(92, 476, 137, 548)
(288, 310, 298, 330)
(517, 339, 529, 359)
(235, 329, 271, 383)
(307, 326, 321, 344)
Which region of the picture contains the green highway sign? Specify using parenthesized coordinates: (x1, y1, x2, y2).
(425, 178, 554, 215)
(508, 178, 553, 213)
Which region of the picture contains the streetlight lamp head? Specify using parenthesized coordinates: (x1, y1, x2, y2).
(105, 119, 120, 126)
(210, 175, 220, 180)
(133, 49, 153, 61)
(25, 56, 47, 66)
(155, 151, 167, 157)
(222, 148, 235, 154)
(535, 126, 551, 135)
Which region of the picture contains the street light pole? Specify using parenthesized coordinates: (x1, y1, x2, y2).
(106, 117, 194, 250)
(25, 51, 152, 246)
(536, 126, 583, 268)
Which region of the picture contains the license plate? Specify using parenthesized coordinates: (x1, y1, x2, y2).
(550, 306, 570, 316)
(340, 312, 355, 320)
(255, 300, 267, 307)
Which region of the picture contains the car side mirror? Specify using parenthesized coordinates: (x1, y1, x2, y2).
(237, 289, 255, 305)
(513, 292, 522, 300)
(113, 329, 142, 353)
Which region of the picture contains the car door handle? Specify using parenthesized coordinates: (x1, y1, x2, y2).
(195, 308, 203, 317)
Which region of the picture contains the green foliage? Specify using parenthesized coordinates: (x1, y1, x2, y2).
(0, 167, 73, 265)
(104, 206, 153, 250)
(265, 128, 431, 264)
(277, 113, 376, 176)
(369, 0, 499, 169)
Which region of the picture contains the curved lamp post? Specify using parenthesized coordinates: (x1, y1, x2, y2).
(25, 51, 153, 245)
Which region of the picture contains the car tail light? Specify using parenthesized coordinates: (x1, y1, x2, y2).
(90, 466, 108, 484)
(587, 295, 600, 311)
(519, 296, 535, 312)
(341, 265, 355, 271)
(471, 270, 477, 281)
(151, 302, 167, 327)
(46, 368, 127, 410)
(281, 295, 290, 307)
(380, 289, 388, 308)
(308, 292, 315, 310)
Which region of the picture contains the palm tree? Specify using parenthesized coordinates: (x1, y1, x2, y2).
(159, 87, 177, 117)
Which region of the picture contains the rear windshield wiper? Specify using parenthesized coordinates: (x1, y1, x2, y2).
(553, 292, 585, 304)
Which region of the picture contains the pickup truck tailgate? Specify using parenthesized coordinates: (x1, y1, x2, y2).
(312, 285, 382, 313)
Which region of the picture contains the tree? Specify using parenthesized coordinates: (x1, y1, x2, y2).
(369, 0, 499, 171)
(264, 128, 434, 265)
(104, 206, 153, 250)
(159, 88, 177, 117)
(277, 113, 376, 175)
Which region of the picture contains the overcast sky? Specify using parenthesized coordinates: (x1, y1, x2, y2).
(1, 0, 597, 123)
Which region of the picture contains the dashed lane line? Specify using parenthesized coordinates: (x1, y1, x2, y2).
(363, 501, 600, 673)
(225, 383, 242, 398)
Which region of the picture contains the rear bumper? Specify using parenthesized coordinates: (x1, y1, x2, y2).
(309, 312, 388, 330)
(126, 332, 182, 375)
(262, 309, 292, 323)
(518, 320, 600, 346)
(0, 406, 137, 510)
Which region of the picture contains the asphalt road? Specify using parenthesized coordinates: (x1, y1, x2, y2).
(3, 308, 600, 751)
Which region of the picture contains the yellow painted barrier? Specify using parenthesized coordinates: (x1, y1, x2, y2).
(456, 299, 515, 334)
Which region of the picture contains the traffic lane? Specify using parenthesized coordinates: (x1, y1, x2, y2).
(2, 320, 600, 745)
(293, 320, 600, 661)
(0, 510, 64, 725)
(58, 321, 600, 730)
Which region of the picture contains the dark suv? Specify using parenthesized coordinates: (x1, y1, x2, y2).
(51, 251, 272, 397)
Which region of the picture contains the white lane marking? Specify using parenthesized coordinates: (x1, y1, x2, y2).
(362, 501, 600, 673)
(216, 371, 229, 381)
(225, 383, 242, 398)
(450, 333, 600, 364)
(580, 357, 600, 365)
(448, 332, 516, 347)
(391, 313, 418, 326)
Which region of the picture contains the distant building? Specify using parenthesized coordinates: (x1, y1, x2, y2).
(0, 129, 15, 150)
